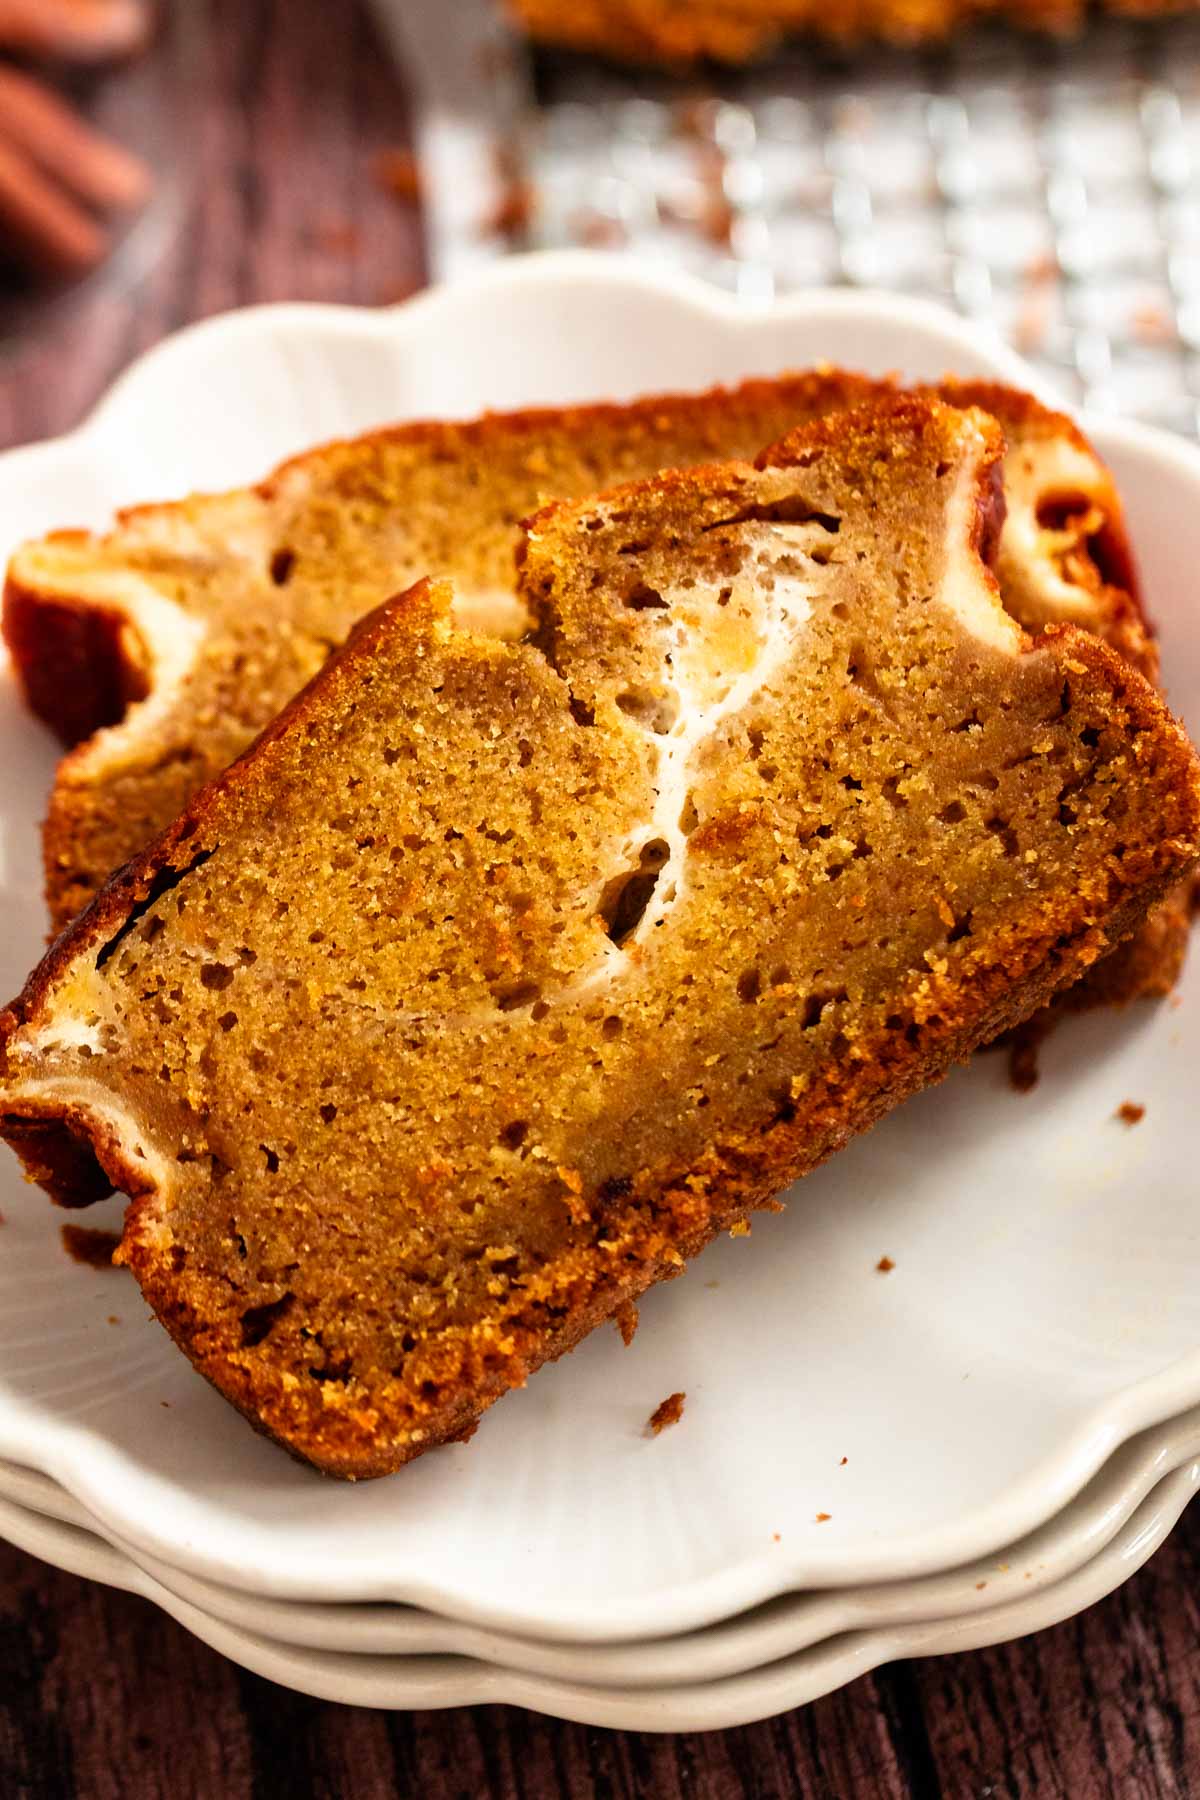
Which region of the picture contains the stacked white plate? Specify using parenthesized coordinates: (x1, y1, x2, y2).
(2, 258, 1200, 1730)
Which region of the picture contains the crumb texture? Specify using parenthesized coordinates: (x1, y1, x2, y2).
(3, 398, 1197, 1479)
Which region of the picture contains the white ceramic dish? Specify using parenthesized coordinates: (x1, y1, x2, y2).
(1, 1461, 1195, 1731)
(3, 1402, 1199, 1690)
(2, 255, 1200, 1646)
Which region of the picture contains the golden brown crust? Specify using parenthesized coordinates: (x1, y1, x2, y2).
(1, 531, 150, 749)
(1055, 876, 1193, 1006)
(938, 379, 1143, 615)
(0, 1109, 117, 1208)
(3, 400, 1198, 1479)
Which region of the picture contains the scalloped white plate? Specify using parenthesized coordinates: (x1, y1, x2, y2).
(4, 1401, 1199, 1690)
(2, 255, 1200, 1644)
(1, 1458, 1195, 1730)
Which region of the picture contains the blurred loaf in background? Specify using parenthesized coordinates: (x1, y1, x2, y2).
(507, 0, 1199, 65)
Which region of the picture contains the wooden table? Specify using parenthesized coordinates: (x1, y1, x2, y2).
(2, 5, 1199, 1794)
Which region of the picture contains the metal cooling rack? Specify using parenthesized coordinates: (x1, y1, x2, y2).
(378, 1, 1200, 434)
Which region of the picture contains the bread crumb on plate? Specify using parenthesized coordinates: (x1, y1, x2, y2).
(648, 1392, 686, 1435)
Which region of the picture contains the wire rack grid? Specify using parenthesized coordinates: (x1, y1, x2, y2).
(381, 1, 1200, 435)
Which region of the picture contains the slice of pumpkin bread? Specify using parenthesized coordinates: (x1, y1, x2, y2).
(4, 373, 1151, 939)
(3, 397, 1196, 1479)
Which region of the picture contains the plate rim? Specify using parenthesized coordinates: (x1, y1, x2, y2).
(3, 1399, 1200, 1688)
(0, 1458, 1195, 1730)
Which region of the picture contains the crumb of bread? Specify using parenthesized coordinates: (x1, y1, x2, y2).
(729, 1220, 751, 1239)
(876, 1255, 895, 1273)
(648, 1392, 686, 1435)
(615, 1301, 639, 1346)
(1116, 1101, 1146, 1126)
(815, 1512, 832, 1523)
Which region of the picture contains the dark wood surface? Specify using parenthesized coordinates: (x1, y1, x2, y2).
(2, 4, 1199, 1796)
